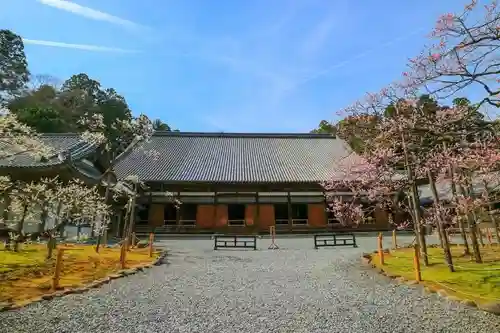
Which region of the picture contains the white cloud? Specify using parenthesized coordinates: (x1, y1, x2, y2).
(285, 28, 426, 92)
(300, 14, 337, 58)
(37, 0, 145, 29)
(23, 38, 139, 53)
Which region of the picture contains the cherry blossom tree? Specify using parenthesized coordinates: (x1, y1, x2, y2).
(424, 133, 500, 263)
(403, 0, 499, 108)
(0, 107, 151, 253)
(1, 177, 111, 256)
(78, 112, 161, 251)
(331, 88, 438, 265)
(0, 108, 52, 161)
(332, 80, 500, 269)
(44, 178, 110, 258)
(3, 179, 52, 251)
(323, 151, 409, 229)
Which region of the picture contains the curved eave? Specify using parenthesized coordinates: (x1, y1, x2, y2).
(0, 138, 99, 171)
(0, 161, 69, 174)
(67, 160, 103, 185)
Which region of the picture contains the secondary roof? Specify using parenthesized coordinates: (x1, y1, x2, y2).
(0, 133, 97, 169)
(113, 132, 363, 184)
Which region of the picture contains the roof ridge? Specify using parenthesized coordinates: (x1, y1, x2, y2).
(153, 131, 336, 139)
(40, 133, 82, 137)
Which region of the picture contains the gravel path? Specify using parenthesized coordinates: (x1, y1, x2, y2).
(1, 236, 499, 333)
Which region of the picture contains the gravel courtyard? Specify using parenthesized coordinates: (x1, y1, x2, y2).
(1, 236, 499, 333)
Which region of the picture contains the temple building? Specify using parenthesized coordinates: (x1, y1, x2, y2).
(0, 133, 132, 233)
(113, 132, 391, 234)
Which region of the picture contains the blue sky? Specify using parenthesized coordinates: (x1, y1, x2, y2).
(1, 0, 471, 132)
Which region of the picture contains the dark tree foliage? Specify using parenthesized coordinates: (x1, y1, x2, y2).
(2, 30, 176, 161)
(0, 30, 30, 103)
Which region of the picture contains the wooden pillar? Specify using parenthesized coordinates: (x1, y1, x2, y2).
(213, 191, 218, 228)
(255, 192, 260, 229)
(148, 192, 153, 233)
(287, 192, 293, 232)
(323, 193, 329, 229)
(175, 192, 181, 231)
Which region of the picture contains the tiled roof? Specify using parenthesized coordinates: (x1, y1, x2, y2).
(114, 132, 363, 183)
(0, 134, 97, 168)
(419, 172, 500, 202)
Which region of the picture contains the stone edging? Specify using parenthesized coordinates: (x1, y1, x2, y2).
(0, 250, 168, 312)
(361, 250, 500, 316)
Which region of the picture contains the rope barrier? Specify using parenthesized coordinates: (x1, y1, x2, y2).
(431, 280, 500, 302)
(386, 251, 500, 272)
(377, 244, 500, 302)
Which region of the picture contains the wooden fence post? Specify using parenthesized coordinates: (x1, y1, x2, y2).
(52, 248, 65, 291)
(148, 232, 154, 258)
(268, 226, 279, 250)
(377, 233, 384, 266)
(413, 243, 422, 282)
(392, 229, 397, 249)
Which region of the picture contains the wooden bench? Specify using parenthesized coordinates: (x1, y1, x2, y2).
(314, 233, 358, 249)
(214, 235, 257, 250)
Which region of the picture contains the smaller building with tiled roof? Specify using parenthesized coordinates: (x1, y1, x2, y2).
(0, 133, 104, 183)
(0, 133, 135, 234)
(114, 131, 390, 234)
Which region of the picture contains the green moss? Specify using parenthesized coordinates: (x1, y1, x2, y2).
(0, 243, 159, 304)
(375, 246, 500, 304)
(0, 245, 47, 273)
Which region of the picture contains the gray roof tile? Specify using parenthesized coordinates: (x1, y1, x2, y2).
(419, 172, 500, 202)
(0, 134, 97, 168)
(114, 132, 362, 183)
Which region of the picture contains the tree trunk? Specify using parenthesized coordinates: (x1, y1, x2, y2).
(410, 182, 429, 266)
(122, 201, 131, 240)
(400, 127, 428, 266)
(46, 202, 64, 259)
(402, 170, 426, 263)
(473, 213, 485, 247)
(77, 224, 81, 242)
(95, 221, 102, 253)
(126, 184, 138, 251)
(96, 170, 113, 253)
(468, 220, 482, 263)
(13, 204, 28, 252)
(428, 171, 454, 272)
(458, 184, 482, 263)
(38, 202, 48, 235)
(483, 181, 500, 243)
(115, 209, 124, 238)
(453, 190, 470, 255)
(120, 200, 133, 252)
(46, 236, 56, 259)
(457, 217, 470, 255)
(445, 153, 470, 255)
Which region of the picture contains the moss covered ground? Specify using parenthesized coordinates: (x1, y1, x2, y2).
(373, 245, 500, 304)
(0, 243, 159, 305)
